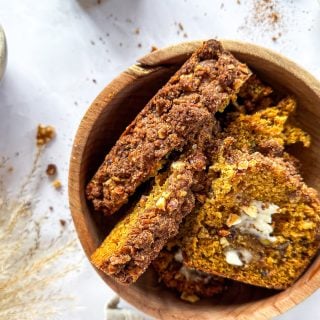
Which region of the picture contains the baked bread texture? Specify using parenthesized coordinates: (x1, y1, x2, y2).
(86, 40, 251, 216)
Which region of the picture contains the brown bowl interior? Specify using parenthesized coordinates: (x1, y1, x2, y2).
(69, 41, 320, 320)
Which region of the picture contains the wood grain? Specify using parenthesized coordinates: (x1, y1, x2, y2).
(68, 40, 320, 320)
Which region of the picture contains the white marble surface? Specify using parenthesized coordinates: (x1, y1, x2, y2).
(0, 0, 319, 319)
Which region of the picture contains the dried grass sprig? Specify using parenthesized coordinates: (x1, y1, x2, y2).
(0, 148, 81, 320)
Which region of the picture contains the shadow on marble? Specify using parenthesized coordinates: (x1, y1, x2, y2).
(76, 0, 109, 10)
(75, 0, 145, 26)
(76, 0, 143, 11)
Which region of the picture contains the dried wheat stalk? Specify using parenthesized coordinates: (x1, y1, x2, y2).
(0, 147, 80, 320)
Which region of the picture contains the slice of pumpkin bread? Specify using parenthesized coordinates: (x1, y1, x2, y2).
(91, 161, 195, 284)
(182, 143, 320, 289)
(91, 115, 214, 284)
(86, 39, 251, 216)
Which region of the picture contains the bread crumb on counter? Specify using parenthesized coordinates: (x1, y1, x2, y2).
(36, 124, 55, 146)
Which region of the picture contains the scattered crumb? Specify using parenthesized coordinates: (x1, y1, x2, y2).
(236, 0, 241, 4)
(59, 219, 66, 227)
(90, 40, 95, 45)
(138, 43, 142, 48)
(270, 12, 279, 23)
(150, 46, 158, 52)
(178, 22, 184, 31)
(240, 0, 284, 40)
(36, 125, 55, 146)
(49, 206, 54, 211)
(181, 292, 199, 303)
(52, 179, 62, 190)
(74, 101, 78, 106)
(46, 164, 57, 176)
(183, 33, 188, 38)
(271, 32, 282, 42)
(119, 42, 123, 47)
(97, 0, 101, 4)
(92, 79, 97, 84)
(106, 32, 110, 37)
(252, 0, 281, 27)
(220, 3, 224, 9)
(134, 28, 140, 35)
(7, 166, 14, 173)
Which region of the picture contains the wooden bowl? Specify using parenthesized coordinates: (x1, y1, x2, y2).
(69, 40, 320, 319)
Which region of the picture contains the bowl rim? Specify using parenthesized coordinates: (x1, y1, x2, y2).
(68, 40, 320, 320)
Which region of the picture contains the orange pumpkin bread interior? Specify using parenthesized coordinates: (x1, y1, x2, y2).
(181, 96, 320, 289)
